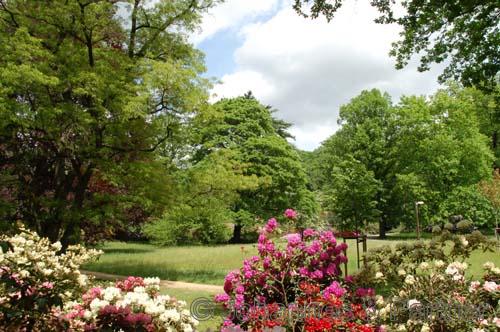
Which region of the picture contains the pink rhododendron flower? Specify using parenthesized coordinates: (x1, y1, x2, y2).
(285, 233, 302, 246)
(310, 270, 323, 279)
(264, 218, 279, 233)
(82, 287, 102, 303)
(323, 281, 346, 298)
(263, 257, 272, 269)
(303, 228, 317, 238)
(41, 281, 54, 289)
(305, 240, 322, 255)
(235, 285, 245, 294)
(234, 294, 245, 309)
(299, 267, 310, 277)
(326, 263, 338, 276)
(355, 288, 375, 298)
(214, 294, 230, 303)
(116, 276, 144, 291)
(284, 209, 297, 219)
(483, 281, 499, 292)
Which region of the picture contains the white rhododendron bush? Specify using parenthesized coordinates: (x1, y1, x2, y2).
(0, 228, 101, 330)
(59, 276, 198, 331)
(0, 229, 196, 332)
(372, 260, 500, 331)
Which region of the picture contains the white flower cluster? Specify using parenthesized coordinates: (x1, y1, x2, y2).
(483, 261, 500, 275)
(0, 228, 102, 299)
(70, 278, 197, 332)
(444, 261, 468, 282)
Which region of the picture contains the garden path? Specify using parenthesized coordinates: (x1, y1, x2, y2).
(81, 270, 223, 293)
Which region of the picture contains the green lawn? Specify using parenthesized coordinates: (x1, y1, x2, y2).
(160, 287, 223, 331)
(83, 237, 500, 285)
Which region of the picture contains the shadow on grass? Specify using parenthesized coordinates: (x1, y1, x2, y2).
(384, 232, 433, 241)
(83, 262, 227, 285)
(101, 248, 155, 254)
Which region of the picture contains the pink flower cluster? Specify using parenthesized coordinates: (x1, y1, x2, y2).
(115, 276, 145, 291)
(216, 210, 377, 331)
(323, 281, 346, 299)
(284, 208, 298, 219)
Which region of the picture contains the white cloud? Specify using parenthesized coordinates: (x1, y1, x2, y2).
(211, 1, 444, 150)
(288, 124, 338, 151)
(191, 0, 280, 44)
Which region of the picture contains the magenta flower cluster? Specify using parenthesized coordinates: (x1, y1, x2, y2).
(215, 209, 376, 331)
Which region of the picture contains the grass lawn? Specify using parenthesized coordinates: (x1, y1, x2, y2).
(160, 287, 223, 331)
(83, 237, 500, 285)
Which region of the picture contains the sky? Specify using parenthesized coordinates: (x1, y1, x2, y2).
(191, 0, 444, 151)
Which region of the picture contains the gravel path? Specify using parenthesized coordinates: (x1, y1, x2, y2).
(81, 270, 223, 293)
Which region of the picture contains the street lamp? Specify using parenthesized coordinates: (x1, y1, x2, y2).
(415, 201, 425, 240)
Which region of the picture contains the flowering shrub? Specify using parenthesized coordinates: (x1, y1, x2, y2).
(216, 210, 380, 331)
(57, 276, 197, 332)
(373, 261, 500, 331)
(0, 228, 102, 330)
(356, 230, 496, 288)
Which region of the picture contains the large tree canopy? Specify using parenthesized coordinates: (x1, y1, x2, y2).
(314, 87, 494, 236)
(0, 0, 218, 245)
(293, 0, 500, 87)
(194, 94, 318, 242)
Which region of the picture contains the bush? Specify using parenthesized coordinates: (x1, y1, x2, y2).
(57, 277, 197, 332)
(373, 261, 500, 331)
(0, 228, 102, 330)
(456, 219, 474, 233)
(357, 231, 496, 288)
(439, 186, 495, 229)
(444, 222, 455, 231)
(431, 225, 442, 234)
(215, 210, 380, 331)
(143, 203, 232, 246)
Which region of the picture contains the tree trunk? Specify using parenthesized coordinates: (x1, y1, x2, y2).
(379, 219, 386, 239)
(231, 224, 243, 243)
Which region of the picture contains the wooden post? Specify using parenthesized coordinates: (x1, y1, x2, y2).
(362, 235, 367, 266)
(415, 203, 421, 240)
(356, 237, 360, 269)
(343, 237, 348, 277)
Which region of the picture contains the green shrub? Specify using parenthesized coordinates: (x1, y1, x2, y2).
(431, 225, 442, 234)
(456, 219, 473, 233)
(444, 222, 455, 231)
(143, 203, 232, 246)
(439, 186, 495, 228)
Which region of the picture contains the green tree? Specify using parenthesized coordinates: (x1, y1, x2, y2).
(293, 0, 500, 87)
(319, 89, 396, 236)
(143, 150, 258, 245)
(193, 95, 318, 242)
(0, 0, 217, 245)
(324, 156, 381, 231)
(317, 87, 493, 236)
(446, 85, 500, 168)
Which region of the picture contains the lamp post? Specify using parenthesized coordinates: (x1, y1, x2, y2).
(415, 201, 425, 240)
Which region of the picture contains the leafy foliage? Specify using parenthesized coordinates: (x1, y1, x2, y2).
(314, 87, 493, 235)
(438, 186, 495, 229)
(293, 0, 500, 87)
(144, 151, 258, 245)
(0, 0, 218, 245)
(192, 95, 318, 242)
